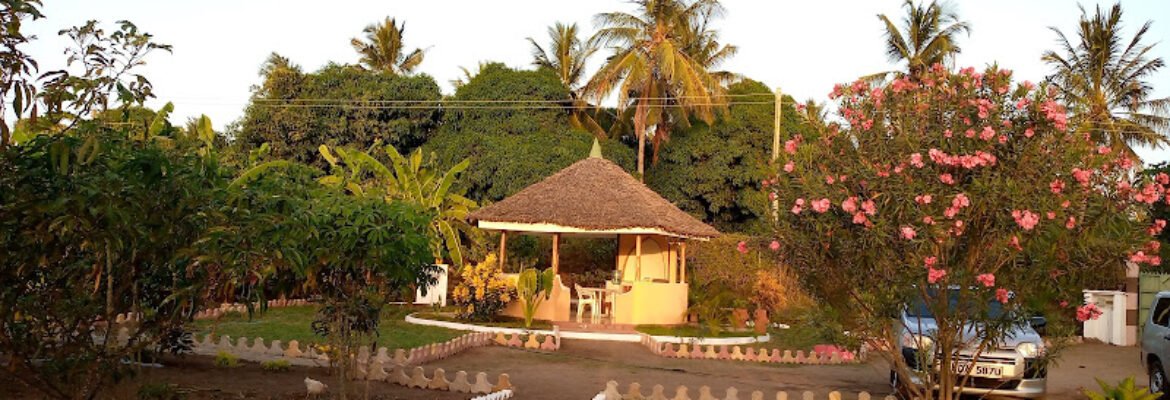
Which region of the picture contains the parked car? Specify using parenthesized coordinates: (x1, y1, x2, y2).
(892, 289, 1048, 398)
(1140, 291, 1170, 395)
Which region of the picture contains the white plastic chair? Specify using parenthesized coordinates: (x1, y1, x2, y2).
(575, 284, 600, 322)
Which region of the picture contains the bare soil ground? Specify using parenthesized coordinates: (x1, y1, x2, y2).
(0, 341, 1145, 399)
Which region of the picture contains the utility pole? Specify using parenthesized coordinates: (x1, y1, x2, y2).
(772, 87, 782, 221)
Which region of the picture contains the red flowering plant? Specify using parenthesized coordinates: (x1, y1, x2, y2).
(765, 64, 1163, 399)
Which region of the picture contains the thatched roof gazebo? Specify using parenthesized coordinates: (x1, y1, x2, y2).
(469, 142, 719, 326)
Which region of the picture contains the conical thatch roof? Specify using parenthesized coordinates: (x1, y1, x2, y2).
(468, 157, 720, 239)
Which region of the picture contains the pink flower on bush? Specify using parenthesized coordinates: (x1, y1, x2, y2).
(1024, 128, 1035, 138)
(900, 226, 917, 240)
(1066, 216, 1076, 229)
(910, 153, 925, 168)
(1011, 210, 1040, 231)
(1046, 211, 1056, 220)
(979, 126, 996, 141)
(736, 241, 748, 254)
(928, 267, 947, 284)
(1049, 179, 1065, 194)
(1040, 100, 1068, 130)
(940, 173, 956, 185)
(1158, 173, 1170, 185)
(842, 197, 859, 213)
(784, 161, 795, 173)
(812, 198, 831, 213)
(915, 194, 933, 205)
(768, 192, 777, 201)
(769, 240, 780, 251)
(791, 198, 806, 215)
(976, 273, 995, 287)
(1150, 219, 1167, 236)
(852, 212, 869, 225)
(1010, 235, 1022, 251)
(996, 288, 1010, 304)
(861, 199, 877, 215)
(1061, 200, 1071, 209)
(1072, 168, 1092, 186)
(1076, 303, 1103, 322)
(1097, 146, 1111, 155)
(784, 139, 799, 154)
(924, 256, 937, 268)
(923, 216, 936, 225)
(952, 193, 970, 209)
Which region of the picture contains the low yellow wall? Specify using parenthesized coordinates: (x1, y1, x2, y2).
(611, 281, 688, 325)
(501, 274, 571, 322)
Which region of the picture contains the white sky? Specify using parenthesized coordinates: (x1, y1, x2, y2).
(19, 0, 1170, 163)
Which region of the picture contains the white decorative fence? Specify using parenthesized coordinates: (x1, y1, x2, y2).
(639, 334, 861, 365)
(597, 381, 894, 400)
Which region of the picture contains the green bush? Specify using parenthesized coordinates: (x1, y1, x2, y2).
(1083, 377, 1160, 400)
(137, 383, 184, 400)
(213, 351, 239, 368)
(260, 359, 291, 372)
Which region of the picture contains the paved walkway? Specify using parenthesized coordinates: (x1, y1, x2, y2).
(425, 339, 1145, 399)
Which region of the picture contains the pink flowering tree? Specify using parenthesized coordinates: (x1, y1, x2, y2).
(765, 64, 1165, 399)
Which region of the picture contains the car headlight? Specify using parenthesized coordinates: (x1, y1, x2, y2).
(901, 333, 934, 350)
(1016, 342, 1042, 358)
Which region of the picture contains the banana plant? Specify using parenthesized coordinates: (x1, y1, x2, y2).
(516, 265, 556, 328)
(316, 143, 483, 268)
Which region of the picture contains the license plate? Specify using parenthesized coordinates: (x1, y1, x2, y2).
(951, 361, 1004, 378)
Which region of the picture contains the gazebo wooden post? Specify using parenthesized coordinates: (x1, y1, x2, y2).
(551, 233, 560, 275)
(635, 234, 643, 281)
(499, 231, 508, 268)
(680, 241, 687, 284)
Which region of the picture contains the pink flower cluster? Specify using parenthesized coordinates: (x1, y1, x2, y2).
(927, 149, 998, 169)
(910, 153, 925, 168)
(1011, 210, 1040, 231)
(900, 226, 917, 240)
(812, 198, 832, 213)
(791, 198, 806, 215)
(1040, 100, 1068, 131)
(1150, 219, 1168, 236)
(1049, 179, 1065, 194)
(1134, 183, 1166, 204)
(784, 135, 803, 155)
(1076, 303, 1103, 322)
(915, 194, 933, 205)
(928, 266, 947, 284)
(1071, 168, 1093, 186)
(736, 241, 748, 254)
(976, 273, 996, 287)
(995, 288, 1010, 304)
(944, 193, 971, 218)
(1130, 250, 1163, 266)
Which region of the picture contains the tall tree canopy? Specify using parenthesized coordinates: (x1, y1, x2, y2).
(876, 0, 971, 77)
(585, 0, 731, 178)
(425, 62, 634, 203)
(237, 57, 442, 168)
(528, 22, 606, 137)
(1043, 3, 1169, 159)
(351, 17, 426, 75)
(646, 79, 808, 233)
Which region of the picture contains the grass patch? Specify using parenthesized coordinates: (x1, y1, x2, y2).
(413, 311, 554, 330)
(192, 305, 462, 349)
(753, 323, 835, 350)
(636, 324, 758, 338)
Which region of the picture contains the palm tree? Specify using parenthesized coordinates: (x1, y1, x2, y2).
(528, 22, 606, 138)
(351, 17, 425, 75)
(876, 0, 971, 77)
(585, 0, 730, 179)
(1043, 3, 1169, 159)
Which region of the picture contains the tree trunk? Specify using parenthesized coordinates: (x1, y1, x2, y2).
(634, 102, 648, 181)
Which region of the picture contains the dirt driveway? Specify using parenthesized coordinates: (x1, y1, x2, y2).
(427, 340, 1146, 399)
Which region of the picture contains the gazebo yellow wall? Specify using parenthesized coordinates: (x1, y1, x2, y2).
(616, 235, 680, 283)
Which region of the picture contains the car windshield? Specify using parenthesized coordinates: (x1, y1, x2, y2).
(907, 290, 1006, 319)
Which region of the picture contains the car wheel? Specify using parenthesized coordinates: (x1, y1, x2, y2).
(1151, 360, 1167, 398)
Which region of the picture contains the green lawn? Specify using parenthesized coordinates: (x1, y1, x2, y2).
(413, 311, 554, 330)
(635, 324, 759, 338)
(191, 305, 463, 349)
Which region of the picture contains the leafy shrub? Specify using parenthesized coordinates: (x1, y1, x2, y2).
(137, 383, 184, 400)
(213, 352, 239, 368)
(261, 359, 291, 372)
(452, 254, 515, 321)
(1083, 377, 1160, 400)
(688, 234, 811, 317)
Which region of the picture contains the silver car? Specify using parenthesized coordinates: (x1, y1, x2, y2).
(1140, 291, 1170, 395)
(893, 290, 1048, 398)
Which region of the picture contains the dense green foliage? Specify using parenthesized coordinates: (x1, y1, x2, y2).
(425, 63, 634, 203)
(646, 79, 809, 233)
(237, 60, 443, 168)
(0, 130, 224, 399)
